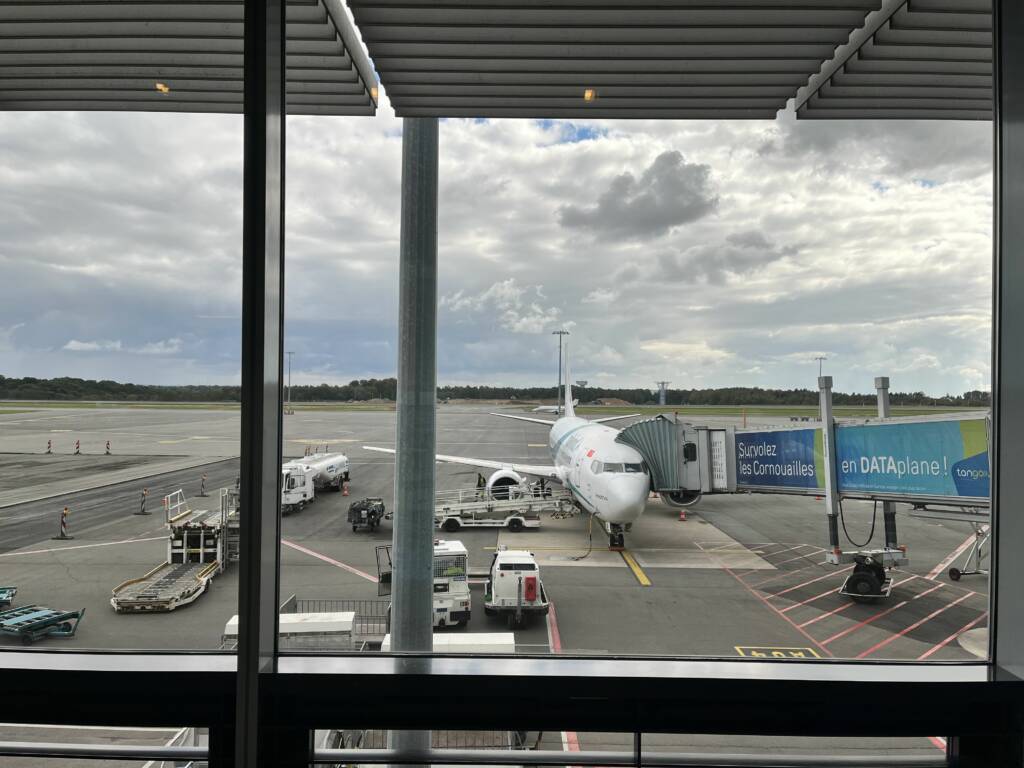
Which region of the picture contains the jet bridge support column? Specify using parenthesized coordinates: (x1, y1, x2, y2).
(390, 117, 439, 764)
(875, 377, 899, 550)
(819, 376, 842, 559)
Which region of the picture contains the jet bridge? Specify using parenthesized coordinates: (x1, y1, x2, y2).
(615, 416, 736, 507)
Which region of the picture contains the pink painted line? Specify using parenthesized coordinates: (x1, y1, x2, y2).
(769, 566, 853, 599)
(782, 573, 918, 615)
(546, 603, 581, 754)
(821, 582, 944, 647)
(0, 536, 164, 558)
(927, 527, 988, 580)
(724, 567, 833, 659)
(917, 612, 989, 661)
(856, 591, 976, 659)
(798, 602, 853, 628)
(281, 539, 377, 583)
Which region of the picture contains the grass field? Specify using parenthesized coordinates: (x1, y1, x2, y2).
(0, 401, 396, 412)
(574, 404, 987, 418)
(0, 409, 31, 415)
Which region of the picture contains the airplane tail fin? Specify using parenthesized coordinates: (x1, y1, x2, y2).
(563, 340, 576, 419)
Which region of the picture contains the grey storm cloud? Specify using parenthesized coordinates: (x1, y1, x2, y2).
(657, 230, 797, 285)
(557, 150, 718, 239)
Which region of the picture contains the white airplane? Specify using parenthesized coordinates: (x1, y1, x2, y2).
(533, 399, 578, 414)
(366, 349, 693, 548)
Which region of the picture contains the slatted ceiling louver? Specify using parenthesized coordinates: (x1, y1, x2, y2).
(0, 0, 378, 116)
(797, 0, 993, 120)
(615, 416, 680, 492)
(348, 1, 886, 119)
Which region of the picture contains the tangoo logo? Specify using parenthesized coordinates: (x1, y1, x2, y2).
(955, 466, 989, 481)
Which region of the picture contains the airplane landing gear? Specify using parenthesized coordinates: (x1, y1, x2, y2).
(607, 524, 625, 551)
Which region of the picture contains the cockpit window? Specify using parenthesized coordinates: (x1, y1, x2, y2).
(602, 462, 645, 473)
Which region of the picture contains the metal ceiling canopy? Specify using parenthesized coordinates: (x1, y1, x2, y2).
(0, 0, 378, 115)
(796, 0, 991, 120)
(347, 1, 884, 119)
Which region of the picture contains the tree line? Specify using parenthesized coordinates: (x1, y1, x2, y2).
(0, 374, 991, 408)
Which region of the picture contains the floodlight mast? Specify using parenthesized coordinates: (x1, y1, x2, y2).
(552, 329, 570, 414)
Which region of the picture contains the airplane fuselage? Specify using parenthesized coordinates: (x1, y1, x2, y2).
(548, 416, 650, 525)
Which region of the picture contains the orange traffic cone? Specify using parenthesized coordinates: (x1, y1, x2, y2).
(678, 509, 686, 522)
(342, 481, 349, 497)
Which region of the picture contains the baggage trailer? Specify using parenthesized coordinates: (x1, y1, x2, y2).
(0, 586, 16, 609)
(111, 489, 239, 613)
(0, 604, 85, 645)
(434, 485, 574, 532)
(348, 497, 388, 531)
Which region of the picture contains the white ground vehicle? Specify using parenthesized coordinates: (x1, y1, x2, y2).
(376, 539, 471, 628)
(434, 484, 573, 532)
(483, 547, 549, 627)
(281, 452, 350, 514)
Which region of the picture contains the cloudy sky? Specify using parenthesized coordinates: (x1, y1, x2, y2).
(0, 97, 992, 396)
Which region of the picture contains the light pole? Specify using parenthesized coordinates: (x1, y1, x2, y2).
(552, 329, 570, 414)
(286, 351, 294, 413)
(815, 355, 827, 377)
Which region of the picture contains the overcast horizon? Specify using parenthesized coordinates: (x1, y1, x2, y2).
(0, 95, 993, 397)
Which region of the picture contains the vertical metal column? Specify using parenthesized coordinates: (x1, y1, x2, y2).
(819, 376, 842, 560)
(994, 0, 1024, 680)
(237, 0, 286, 763)
(390, 117, 439, 761)
(874, 377, 899, 550)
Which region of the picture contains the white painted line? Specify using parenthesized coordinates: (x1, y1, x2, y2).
(281, 539, 377, 583)
(0, 536, 165, 558)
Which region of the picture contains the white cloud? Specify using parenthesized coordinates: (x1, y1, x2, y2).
(0, 111, 993, 394)
(63, 339, 123, 352)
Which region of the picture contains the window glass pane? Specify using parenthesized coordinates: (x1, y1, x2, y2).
(279, 113, 990, 661)
(0, 113, 241, 650)
(0, 723, 202, 767)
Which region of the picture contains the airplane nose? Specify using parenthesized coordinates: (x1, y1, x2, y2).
(607, 476, 649, 523)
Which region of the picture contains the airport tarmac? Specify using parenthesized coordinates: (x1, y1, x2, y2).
(0, 404, 985, 761)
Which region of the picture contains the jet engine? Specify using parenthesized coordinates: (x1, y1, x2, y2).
(487, 469, 526, 499)
(663, 490, 702, 508)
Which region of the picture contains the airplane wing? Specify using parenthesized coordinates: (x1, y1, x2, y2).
(591, 414, 641, 424)
(487, 412, 557, 426)
(363, 446, 562, 481)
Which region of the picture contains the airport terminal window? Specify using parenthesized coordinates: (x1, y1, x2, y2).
(0, 112, 243, 652)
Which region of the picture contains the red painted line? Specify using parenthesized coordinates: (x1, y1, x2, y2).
(546, 603, 581, 754)
(798, 602, 853, 628)
(769, 566, 853, 599)
(856, 591, 976, 659)
(724, 566, 833, 659)
(917, 612, 989, 661)
(821, 582, 944, 647)
(927, 527, 988, 580)
(281, 539, 377, 583)
(929, 737, 947, 752)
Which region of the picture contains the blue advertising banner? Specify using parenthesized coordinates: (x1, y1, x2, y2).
(835, 419, 989, 499)
(733, 417, 990, 501)
(735, 428, 824, 491)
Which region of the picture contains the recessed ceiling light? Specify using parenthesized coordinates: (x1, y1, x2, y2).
(583, 88, 596, 102)
(155, 82, 170, 94)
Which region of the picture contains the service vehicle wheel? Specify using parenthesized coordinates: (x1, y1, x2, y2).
(846, 570, 882, 602)
(484, 606, 496, 617)
(508, 518, 524, 532)
(949, 567, 962, 581)
(442, 518, 460, 533)
(352, 524, 358, 532)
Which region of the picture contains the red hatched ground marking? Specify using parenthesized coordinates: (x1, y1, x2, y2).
(855, 591, 977, 659)
(819, 582, 945, 648)
(917, 612, 989, 660)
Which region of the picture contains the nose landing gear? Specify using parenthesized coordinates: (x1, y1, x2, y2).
(606, 523, 625, 551)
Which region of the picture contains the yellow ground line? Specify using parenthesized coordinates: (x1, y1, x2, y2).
(620, 550, 652, 586)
